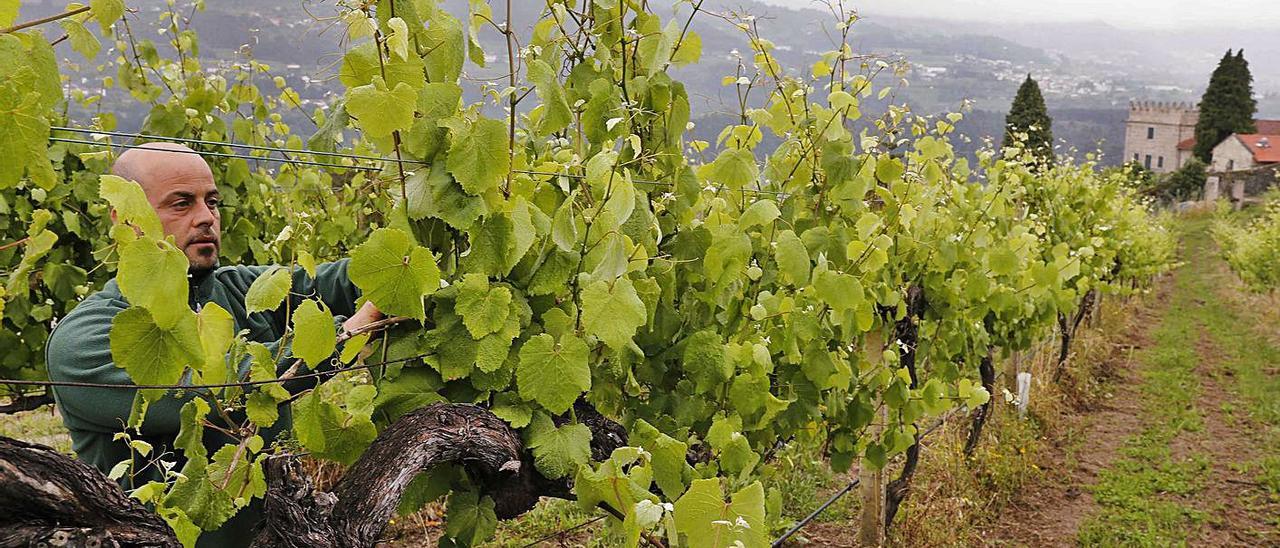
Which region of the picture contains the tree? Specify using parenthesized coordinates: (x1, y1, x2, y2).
(1003, 74, 1054, 165)
(1193, 49, 1257, 162)
(1163, 157, 1208, 201)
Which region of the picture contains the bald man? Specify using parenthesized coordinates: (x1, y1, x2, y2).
(45, 143, 382, 545)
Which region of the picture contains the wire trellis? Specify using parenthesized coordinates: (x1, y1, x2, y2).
(47, 126, 793, 196)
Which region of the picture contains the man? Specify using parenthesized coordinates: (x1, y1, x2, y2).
(46, 142, 382, 545)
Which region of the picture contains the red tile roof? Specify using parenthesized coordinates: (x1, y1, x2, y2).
(1175, 119, 1280, 151)
(1236, 134, 1280, 164)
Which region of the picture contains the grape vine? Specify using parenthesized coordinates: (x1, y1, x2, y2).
(0, 1, 1177, 546)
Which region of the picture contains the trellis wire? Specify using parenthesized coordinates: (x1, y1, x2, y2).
(769, 410, 958, 546)
(0, 350, 435, 392)
(48, 126, 791, 195)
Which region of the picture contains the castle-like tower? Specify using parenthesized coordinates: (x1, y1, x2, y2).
(1123, 101, 1199, 173)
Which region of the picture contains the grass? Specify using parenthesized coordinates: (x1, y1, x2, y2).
(0, 406, 72, 453)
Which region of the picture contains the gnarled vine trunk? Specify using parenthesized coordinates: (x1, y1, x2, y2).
(0, 402, 625, 548)
(963, 350, 996, 457)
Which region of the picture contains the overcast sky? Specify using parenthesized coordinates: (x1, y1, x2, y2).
(756, 0, 1280, 30)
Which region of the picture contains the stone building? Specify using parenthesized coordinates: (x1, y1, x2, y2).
(1210, 132, 1280, 172)
(1124, 100, 1280, 173)
(1123, 101, 1198, 173)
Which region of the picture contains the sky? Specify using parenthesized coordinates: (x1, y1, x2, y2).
(756, 0, 1280, 30)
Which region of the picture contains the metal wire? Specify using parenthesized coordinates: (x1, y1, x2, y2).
(48, 136, 382, 171)
(51, 125, 415, 165)
(49, 126, 793, 196)
(769, 411, 959, 546)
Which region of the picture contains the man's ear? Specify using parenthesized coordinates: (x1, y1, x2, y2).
(109, 209, 117, 223)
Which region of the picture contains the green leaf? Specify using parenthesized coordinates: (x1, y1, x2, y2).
(292, 391, 377, 465)
(372, 367, 445, 421)
(527, 59, 572, 136)
(707, 148, 758, 189)
(99, 175, 162, 237)
(671, 29, 702, 65)
(109, 306, 201, 386)
(117, 238, 190, 328)
(813, 270, 864, 313)
(0, 89, 55, 190)
(346, 77, 417, 138)
(244, 266, 291, 314)
(517, 333, 590, 414)
(338, 41, 426, 90)
(875, 155, 905, 182)
(349, 228, 441, 321)
(739, 199, 780, 230)
(60, 19, 100, 59)
(673, 479, 768, 548)
(163, 459, 237, 531)
(441, 117, 509, 195)
(774, 229, 810, 286)
(461, 213, 518, 277)
(580, 277, 646, 350)
(708, 414, 759, 478)
(525, 414, 592, 480)
(245, 391, 280, 428)
(174, 398, 210, 460)
(989, 247, 1019, 277)
(632, 419, 689, 499)
(404, 161, 487, 230)
(683, 330, 730, 393)
(293, 299, 336, 368)
(196, 303, 235, 384)
(0, 0, 17, 27)
(444, 490, 498, 546)
(455, 274, 512, 338)
(421, 8, 465, 83)
(90, 0, 125, 32)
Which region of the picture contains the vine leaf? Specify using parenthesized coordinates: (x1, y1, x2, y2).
(196, 302, 235, 385)
(580, 277, 646, 351)
(525, 414, 591, 480)
(117, 237, 189, 328)
(455, 274, 512, 338)
(244, 266, 291, 314)
(346, 76, 417, 138)
(516, 333, 590, 414)
(441, 116, 509, 195)
(98, 175, 162, 237)
(292, 299, 336, 368)
(109, 306, 202, 387)
(349, 227, 441, 321)
(673, 479, 768, 548)
(444, 490, 498, 546)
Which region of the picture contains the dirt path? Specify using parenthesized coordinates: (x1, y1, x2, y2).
(987, 219, 1280, 546)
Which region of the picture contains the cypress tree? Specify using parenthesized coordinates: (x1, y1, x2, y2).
(1002, 75, 1054, 165)
(1193, 49, 1257, 162)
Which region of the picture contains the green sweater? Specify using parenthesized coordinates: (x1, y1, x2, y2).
(46, 260, 360, 546)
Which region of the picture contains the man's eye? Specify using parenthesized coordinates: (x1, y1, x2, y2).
(207, 198, 220, 208)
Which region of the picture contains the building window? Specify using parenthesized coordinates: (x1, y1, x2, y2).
(1228, 159, 1235, 171)
(1133, 153, 1140, 163)
(1147, 127, 1155, 139)
(1158, 156, 1164, 168)
(1144, 154, 1152, 169)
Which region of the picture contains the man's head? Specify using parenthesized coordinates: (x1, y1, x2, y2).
(111, 143, 222, 273)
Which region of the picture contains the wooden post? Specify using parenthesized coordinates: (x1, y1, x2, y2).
(859, 330, 886, 546)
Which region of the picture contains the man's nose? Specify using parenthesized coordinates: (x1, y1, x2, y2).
(192, 199, 217, 228)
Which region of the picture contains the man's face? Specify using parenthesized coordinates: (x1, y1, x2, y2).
(117, 145, 223, 273)
(146, 169, 222, 273)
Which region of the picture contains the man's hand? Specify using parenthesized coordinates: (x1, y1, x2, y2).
(341, 301, 384, 337)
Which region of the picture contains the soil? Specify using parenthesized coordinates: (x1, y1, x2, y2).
(980, 243, 1280, 546)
